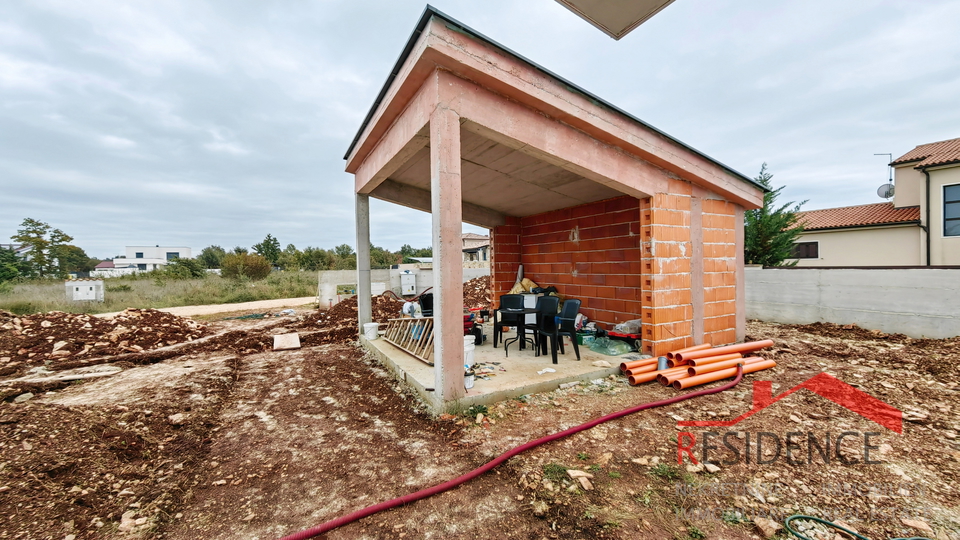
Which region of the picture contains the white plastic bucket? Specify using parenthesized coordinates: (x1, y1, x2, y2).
(464, 373, 475, 389)
(363, 322, 379, 340)
(463, 342, 476, 368)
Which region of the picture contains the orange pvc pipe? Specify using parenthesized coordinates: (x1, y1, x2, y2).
(619, 358, 658, 372)
(674, 340, 774, 362)
(687, 356, 763, 376)
(628, 366, 687, 385)
(687, 352, 743, 367)
(624, 364, 658, 377)
(659, 370, 691, 385)
(665, 343, 711, 360)
(673, 360, 777, 389)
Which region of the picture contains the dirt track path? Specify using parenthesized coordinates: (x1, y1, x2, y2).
(96, 297, 318, 319)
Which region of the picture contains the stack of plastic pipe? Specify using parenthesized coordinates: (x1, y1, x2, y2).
(623, 340, 775, 389)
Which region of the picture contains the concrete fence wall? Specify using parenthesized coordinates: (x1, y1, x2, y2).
(317, 267, 490, 306)
(745, 266, 960, 338)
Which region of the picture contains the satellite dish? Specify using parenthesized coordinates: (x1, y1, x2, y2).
(877, 183, 895, 199)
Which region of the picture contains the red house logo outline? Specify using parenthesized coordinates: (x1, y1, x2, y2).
(678, 373, 902, 433)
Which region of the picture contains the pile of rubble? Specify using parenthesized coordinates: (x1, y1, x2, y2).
(462, 275, 492, 309)
(0, 308, 208, 375)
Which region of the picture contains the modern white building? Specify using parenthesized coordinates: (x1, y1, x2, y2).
(108, 246, 192, 272)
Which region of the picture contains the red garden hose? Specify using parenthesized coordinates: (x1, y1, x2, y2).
(279, 365, 746, 540)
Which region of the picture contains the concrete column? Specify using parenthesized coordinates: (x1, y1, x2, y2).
(356, 192, 372, 332)
(430, 106, 465, 403)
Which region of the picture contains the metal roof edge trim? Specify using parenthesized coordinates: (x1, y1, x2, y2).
(343, 4, 768, 193)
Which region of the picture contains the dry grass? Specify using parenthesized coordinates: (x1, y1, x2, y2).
(0, 271, 317, 315)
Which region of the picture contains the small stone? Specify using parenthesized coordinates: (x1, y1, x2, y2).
(212, 480, 227, 486)
(531, 500, 549, 517)
(566, 469, 594, 479)
(134, 517, 148, 526)
(0, 486, 10, 493)
(52, 340, 68, 351)
(686, 463, 703, 473)
(13, 393, 34, 403)
(596, 452, 613, 466)
(704, 463, 721, 473)
(631, 457, 649, 465)
(241, 512, 255, 521)
(789, 414, 802, 423)
(168, 413, 186, 425)
(515, 495, 524, 501)
(577, 476, 594, 490)
(475, 413, 484, 424)
(22, 441, 32, 451)
(901, 518, 933, 533)
(754, 517, 782, 538)
(65, 535, 76, 540)
(118, 489, 134, 496)
(591, 360, 611, 368)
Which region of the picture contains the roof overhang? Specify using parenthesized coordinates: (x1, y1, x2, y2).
(554, 0, 676, 40)
(345, 6, 765, 224)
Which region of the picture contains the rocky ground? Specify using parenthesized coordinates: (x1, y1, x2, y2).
(0, 306, 957, 540)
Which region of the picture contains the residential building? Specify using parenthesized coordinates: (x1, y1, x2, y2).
(791, 136, 960, 266)
(461, 233, 490, 263)
(110, 246, 192, 272)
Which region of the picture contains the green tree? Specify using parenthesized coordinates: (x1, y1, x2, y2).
(299, 246, 333, 271)
(232, 246, 248, 255)
(370, 244, 400, 269)
(744, 163, 807, 267)
(197, 245, 227, 269)
(11, 218, 74, 277)
(253, 234, 282, 265)
(54, 245, 96, 274)
(164, 257, 207, 279)
(277, 244, 302, 271)
(221, 252, 272, 280)
(0, 247, 21, 282)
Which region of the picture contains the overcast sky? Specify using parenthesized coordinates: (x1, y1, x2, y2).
(3, 1, 959, 258)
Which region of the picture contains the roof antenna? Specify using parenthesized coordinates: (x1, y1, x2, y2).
(874, 153, 894, 200)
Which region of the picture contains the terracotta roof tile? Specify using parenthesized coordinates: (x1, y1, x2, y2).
(892, 136, 960, 168)
(798, 202, 920, 231)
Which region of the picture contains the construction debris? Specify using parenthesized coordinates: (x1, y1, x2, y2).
(272, 333, 301, 351)
(0, 308, 207, 377)
(462, 275, 492, 309)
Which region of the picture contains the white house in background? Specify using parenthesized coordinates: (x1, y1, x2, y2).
(790, 136, 960, 267)
(108, 246, 192, 272)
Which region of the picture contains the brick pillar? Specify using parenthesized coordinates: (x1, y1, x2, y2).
(640, 179, 694, 356)
(490, 216, 521, 308)
(702, 199, 739, 345)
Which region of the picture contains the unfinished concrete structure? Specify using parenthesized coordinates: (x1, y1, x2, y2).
(346, 7, 765, 405)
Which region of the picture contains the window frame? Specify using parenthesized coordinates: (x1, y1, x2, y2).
(135, 252, 144, 258)
(790, 241, 819, 259)
(944, 183, 960, 238)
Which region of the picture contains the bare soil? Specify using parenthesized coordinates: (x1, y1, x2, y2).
(1, 310, 958, 540)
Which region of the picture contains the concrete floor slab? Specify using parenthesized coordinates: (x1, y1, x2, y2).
(362, 324, 649, 412)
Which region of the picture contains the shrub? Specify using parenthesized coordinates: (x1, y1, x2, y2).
(6, 301, 36, 315)
(106, 284, 132, 292)
(221, 253, 272, 281)
(164, 258, 207, 280)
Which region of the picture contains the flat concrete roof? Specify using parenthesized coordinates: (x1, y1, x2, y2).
(344, 5, 766, 197)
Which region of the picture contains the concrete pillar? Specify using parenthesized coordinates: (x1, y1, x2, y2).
(430, 106, 465, 402)
(356, 192, 372, 332)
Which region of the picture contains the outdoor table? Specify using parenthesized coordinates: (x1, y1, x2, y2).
(494, 307, 539, 351)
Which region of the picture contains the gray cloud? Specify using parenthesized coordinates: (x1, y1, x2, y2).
(2, 0, 958, 257)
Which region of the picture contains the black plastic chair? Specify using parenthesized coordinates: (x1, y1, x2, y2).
(506, 295, 555, 357)
(494, 294, 524, 348)
(538, 298, 581, 363)
(419, 293, 433, 317)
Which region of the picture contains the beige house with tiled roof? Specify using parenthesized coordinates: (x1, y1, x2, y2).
(790, 136, 960, 266)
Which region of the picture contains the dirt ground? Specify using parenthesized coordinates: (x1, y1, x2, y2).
(1, 305, 958, 540)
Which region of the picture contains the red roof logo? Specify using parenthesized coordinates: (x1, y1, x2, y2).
(678, 373, 902, 433)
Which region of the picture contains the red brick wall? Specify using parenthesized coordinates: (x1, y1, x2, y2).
(489, 189, 741, 357)
(701, 199, 738, 345)
(493, 197, 642, 325)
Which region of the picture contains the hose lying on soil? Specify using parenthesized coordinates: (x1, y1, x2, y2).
(278, 365, 747, 540)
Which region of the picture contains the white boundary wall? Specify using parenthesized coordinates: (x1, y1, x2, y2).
(317, 267, 490, 306)
(745, 266, 960, 339)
